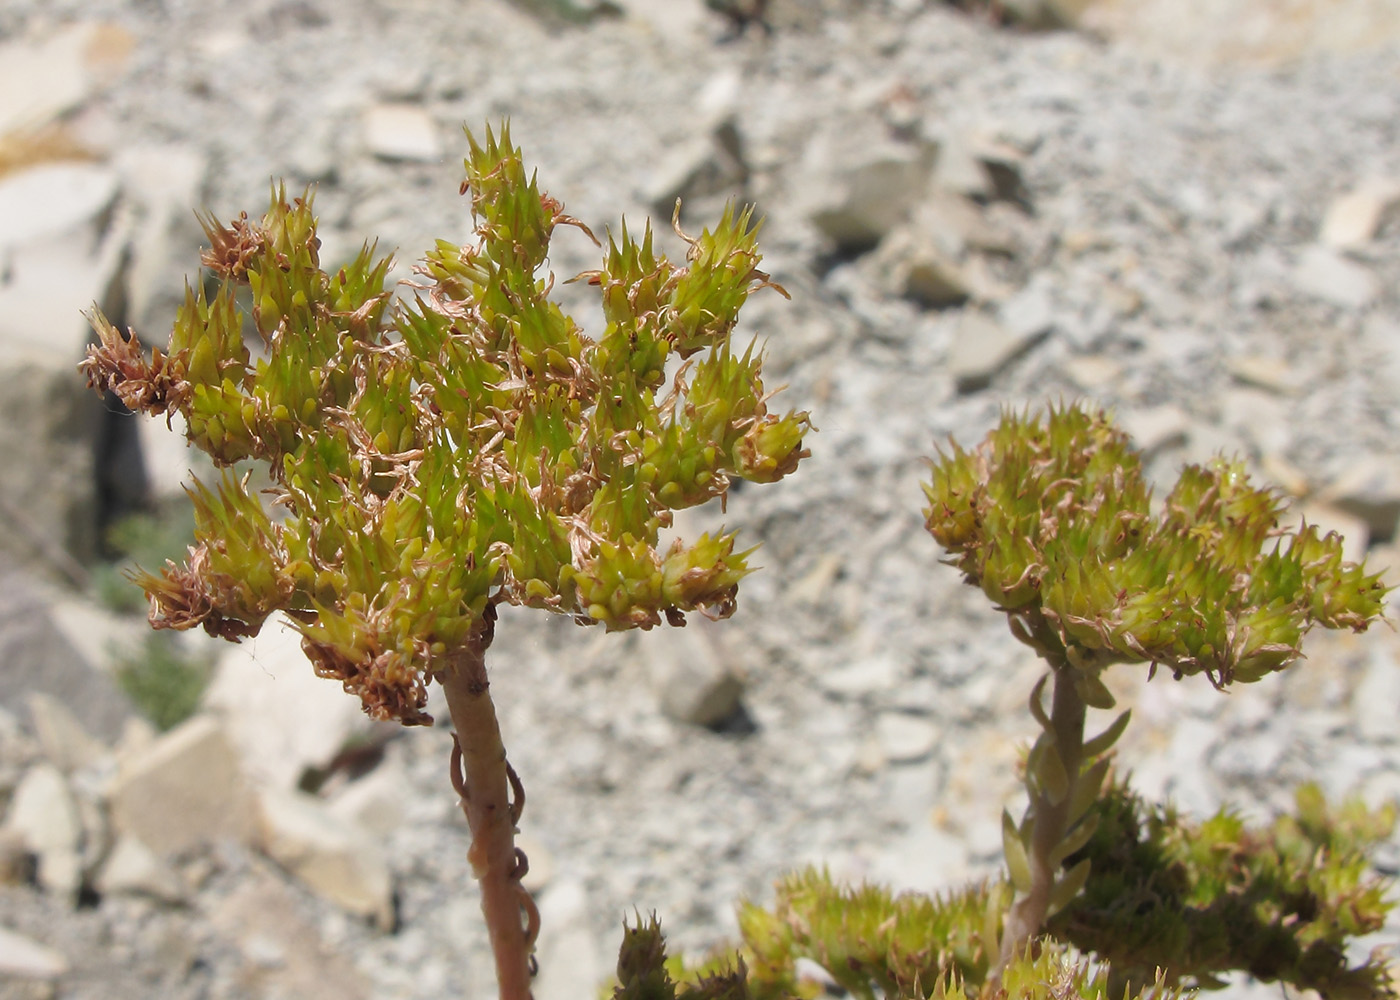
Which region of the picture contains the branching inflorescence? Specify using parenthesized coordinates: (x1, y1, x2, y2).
(81, 123, 809, 1000)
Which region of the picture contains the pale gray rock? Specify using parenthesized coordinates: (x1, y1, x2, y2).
(0, 569, 133, 745)
(93, 834, 189, 904)
(209, 873, 372, 1000)
(1321, 177, 1400, 248)
(0, 163, 120, 253)
(109, 714, 255, 857)
(1351, 647, 1400, 744)
(820, 651, 903, 699)
(801, 125, 934, 252)
(1321, 457, 1400, 543)
(327, 760, 412, 840)
(873, 226, 972, 308)
(0, 926, 67, 981)
(874, 711, 938, 764)
(5, 762, 82, 898)
(998, 280, 1055, 343)
(641, 618, 746, 728)
(362, 102, 443, 162)
(26, 692, 108, 776)
(930, 130, 993, 201)
(532, 878, 605, 1000)
(0, 21, 133, 134)
(255, 785, 395, 927)
(948, 309, 1043, 393)
(1291, 244, 1378, 310)
(204, 614, 388, 791)
(865, 822, 969, 895)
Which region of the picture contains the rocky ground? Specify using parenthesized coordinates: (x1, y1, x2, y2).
(0, 1, 1399, 998)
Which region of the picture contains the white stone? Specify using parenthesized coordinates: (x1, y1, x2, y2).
(5, 763, 82, 898)
(931, 130, 992, 200)
(0, 926, 67, 980)
(1291, 244, 1378, 310)
(109, 714, 255, 857)
(0, 22, 134, 134)
(1321, 177, 1400, 248)
(363, 103, 443, 162)
(820, 652, 902, 698)
(874, 712, 938, 764)
(1121, 404, 1191, 459)
(998, 281, 1055, 343)
(948, 310, 1042, 393)
(1352, 646, 1400, 744)
(1320, 458, 1400, 542)
(865, 823, 970, 894)
(0, 163, 120, 253)
(256, 786, 394, 927)
(204, 614, 386, 791)
(802, 127, 933, 251)
(94, 834, 189, 904)
(532, 878, 605, 1000)
(27, 692, 109, 774)
(872, 226, 972, 307)
(641, 619, 746, 728)
(327, 760, 412, 840)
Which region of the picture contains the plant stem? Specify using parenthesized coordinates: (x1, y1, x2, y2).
(994, 662, 1087, 980)
(438, 606, 538, 1000)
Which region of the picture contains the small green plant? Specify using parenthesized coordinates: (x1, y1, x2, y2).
(112, 632, 214, 732)
(81, 123, 808, 1000)
(610, 403, 1395, 1000)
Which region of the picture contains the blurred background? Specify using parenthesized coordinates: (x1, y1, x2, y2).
(0, 0, 1398, 997)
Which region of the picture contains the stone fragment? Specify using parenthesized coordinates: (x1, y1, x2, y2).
(532, 878, 605, 1000)
(642, 619, 746, 728)
(204, 614, 388, 791)
(948, 310, 1043, 393)
(1227, 355, 1303, 395)
(327, 760, 411, 840)
(0, 926, 67, 981)
(0, 163, 120, 253)
(802, 126, 933, 252)
(210, 874, 371, 999)
(255, 786, 394, 927)
(874, 712, 938, 764)
(1291, 244, 1378, 310)
(109, 714, 255, 857)
(931, 130, 992, 200)
(26, 693, 108, 775)
(0, 22, 134, 134)
(873, 226, 971, 308)
(363, 103, 442, 162)
(1352, 645, 1400, 745)
(1321, 177, 1400, 248)
(821, 652, 902, 698)
(5, 763, 82, 898)
(998, 281, 1054, 343)
(1320, 459, 1400, 543)
(642, 121, 747, 219)
(93, 834, 188, 904)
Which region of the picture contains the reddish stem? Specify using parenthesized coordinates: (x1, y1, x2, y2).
(437, 606, 539, 1000)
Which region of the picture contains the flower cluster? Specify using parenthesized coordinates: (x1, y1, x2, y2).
(923, 404, 1386, 693)
(82, 123, 809, 725)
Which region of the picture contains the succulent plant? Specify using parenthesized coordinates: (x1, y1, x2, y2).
(922, 402, 1388, 983)
(81, 122, 808, 1000)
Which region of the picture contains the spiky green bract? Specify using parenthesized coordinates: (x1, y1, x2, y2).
(922, 403, 1386, 691)
(735, 867, 1003, 1000)
(613, 915, 752, 1000)
(1049, 779, 1398, 999)
(80, 123, 809, 726)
